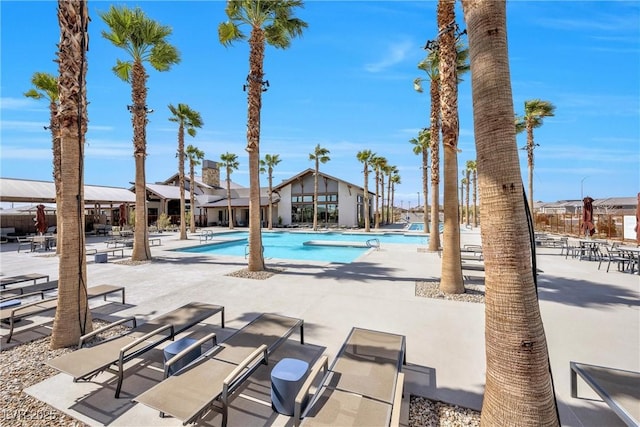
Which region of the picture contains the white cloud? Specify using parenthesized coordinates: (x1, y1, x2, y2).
(1, 97, 43, 111)
(364, 40, 413, 73)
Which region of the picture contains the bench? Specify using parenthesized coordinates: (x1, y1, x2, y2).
(1, 273, 50, 289)
(1, 284, 126, 343)
(149, 237, 161, 246)
(571, 361, 640, 426)
(91, 248, 125, 259)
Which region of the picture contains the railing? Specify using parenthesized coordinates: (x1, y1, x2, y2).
(366, 238, 380, 249)
(534, 213, 627, 240)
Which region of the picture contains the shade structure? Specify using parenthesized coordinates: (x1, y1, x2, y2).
(119, 203, 127, 227)
(35, 204, 47, 234)
(581, 196, 595, 237)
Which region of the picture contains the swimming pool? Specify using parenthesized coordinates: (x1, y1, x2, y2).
(177, 231, 429, 263)
(407, 222, 445, 232)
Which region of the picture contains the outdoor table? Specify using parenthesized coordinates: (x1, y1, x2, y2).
(578, 239, 606, 261)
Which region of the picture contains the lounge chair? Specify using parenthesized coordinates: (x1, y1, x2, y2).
(47, 301, 224, 398)
(1, 279, 58, 298)
(570, 361, 640, 426)
(295, 327, 406, 427)
(1, 284, 125, 343)
(0, 273, 50, 289)
(134, 313, 304, 426)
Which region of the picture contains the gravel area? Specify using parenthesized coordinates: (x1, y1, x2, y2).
(409, 396, 481, 426)
(226, 267, 286, 280)
(415, 281, 485, 303)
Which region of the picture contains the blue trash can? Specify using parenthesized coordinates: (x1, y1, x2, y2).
(163, 337, 201, 376)
(271, 358, 309, 416)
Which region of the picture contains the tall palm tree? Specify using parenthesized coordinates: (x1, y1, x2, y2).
(50, 0, 92, 349)
(259, 153, 281, 230)
(371, 155, 387, 229)
(410, 128, 430, 233)
(219, 0, 307, 272)
(168, 103, 203, 240)
(466, 159, 478, 227)
(101, 5, 180, 261)
(220, 152, 239, 230)
(464, 167, 471, 227)
(25, 72, 62, 254)
(356, 150, 375, 232)
(186, 144, 205, 233)
(461, 0, 559, 423)
(415, 42, 469, 250)
(515, 99, 556, 213)
(437, 0, 464, 294)
(309, 144, 330, 231)
(390, 171, 401, 223)
(385, 165, 397, 225)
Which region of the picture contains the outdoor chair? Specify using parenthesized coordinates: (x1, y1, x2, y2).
(134, 312, 304, 426)
(1, 284, 125, 343)
(295, 327, 406, 427)
(598, 246, 630, 273)
(571, 361, 639, 426)
(560, 237, 579, 259)
(47, 301, 224, 398)
(16, 236, 32, 253)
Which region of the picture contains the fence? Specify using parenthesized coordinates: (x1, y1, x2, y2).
(534, 213, 625, 240)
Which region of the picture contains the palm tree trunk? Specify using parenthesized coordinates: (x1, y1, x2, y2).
(227, 174, 234, 230)
(422, 149, 429, 233)
(313, 159, 319, 231)
(247, 28, 265, 271)
(461, 0, 559, 424)
(178, 124, 187, 240)
(268, 169, 273, 230)
(363, 169, 370, 232)
(438, 0, 464, 294)
(189, 161, 196, 233)
(51, 0, 92, 349)
(374, 171, 380, 229)
(428, 79, 441, 251)
(473, 170, 478, 227)
(465, 171, 471, 227)
(380, 174, 385, 225)
(131, 60, 151, 261)
(527, 128, 535, 214)
(50, 102, 63, 255)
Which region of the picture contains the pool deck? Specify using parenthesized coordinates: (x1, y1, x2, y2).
(1, 226, 638, 426)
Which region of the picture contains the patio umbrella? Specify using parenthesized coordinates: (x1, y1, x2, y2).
(35, 204, 48, 234)
(581, 196, 595, 238)
(635, 193, 640, 245)
(119, 204, 127, 227)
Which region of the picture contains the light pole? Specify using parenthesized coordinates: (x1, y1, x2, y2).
(417, 192, 420, 210)
(580, 176, 589, 199)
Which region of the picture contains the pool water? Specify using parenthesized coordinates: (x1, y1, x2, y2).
(177, 231, 429, 263)
(407, 222, 445, 232)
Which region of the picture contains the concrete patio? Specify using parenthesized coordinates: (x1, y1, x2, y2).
(0, 227, 638, 426)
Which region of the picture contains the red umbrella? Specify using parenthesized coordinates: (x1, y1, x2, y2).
(35, 204, 48, 234)
(581, 197, 595, 237)
(119, 204, 127, 227)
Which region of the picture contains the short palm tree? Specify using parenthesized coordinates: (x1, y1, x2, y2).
(356, 150, 375, 232)
(515, 99, 556, 213)
(385, 165, 398, 225)
(220, 152, 239, 230)
(437, 0, 465, 294)
(462, 0, 559, 423)
(371, 155, 387, 229)
(186, 144, 205, 233)
(25, 72, 62, 254)
(101, 5, 180, 261)
(410, 128, 430, 233)
(218, 0, 307, 272)
(50, 0, 92, 349)
(168, 103, 203, 240)
(390, 172, 401, 223)
(260, 154, 281, 230)
(309, 144, 330, 231)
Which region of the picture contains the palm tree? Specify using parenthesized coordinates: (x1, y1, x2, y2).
(410, 128, 431, 233)
(466, 159, 478, 227)
(461, 0, 559, 423)
(415, 41, 469, 250)
(259, 153, 281, 230)
(356, 150, 375, 232)
(50, 0, 92, 349)
(168, 103, 203, 240)
(464, 167, 471, 227)
(219, 0, 307, 272)
(309, 144, 330, 231)
(25, 72, 62, 254)
(101, 6, 180, 261)
(385, 165, 397, 225)
(390, 172, 401, 223)
(437, 0, 464, 294)
(186, 144, 205, 233)
(460, 177, 467, 224)
(220, 152, 239, 230)
(371, 155, 387, 229)
(515, 99, 556, 213)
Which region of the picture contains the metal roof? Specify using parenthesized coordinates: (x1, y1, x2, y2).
(146, 183, 191, 200)
(0, 178, 136, 205)
(200, 196, 276, 208)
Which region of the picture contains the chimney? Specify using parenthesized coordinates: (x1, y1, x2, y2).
(202, 160, 220, 187)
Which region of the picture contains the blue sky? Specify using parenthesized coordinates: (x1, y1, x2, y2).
(1, 1, 639, 207)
